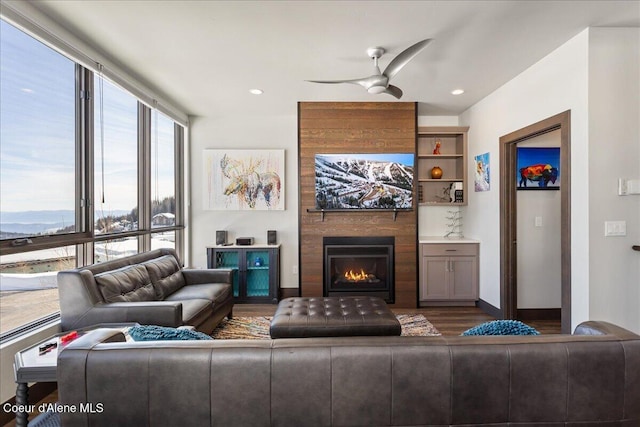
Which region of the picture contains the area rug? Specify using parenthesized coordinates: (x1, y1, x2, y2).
(211, 314, 440, 340)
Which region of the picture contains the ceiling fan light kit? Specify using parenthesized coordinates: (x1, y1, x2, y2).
(306, 38, 431, 99)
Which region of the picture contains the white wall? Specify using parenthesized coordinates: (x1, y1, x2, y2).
(460, 27, 640, 333)
(188, 115, 300, 289)
(516, 130, 562, 309)
(587, 28, 640, 332)
(189, 112, 460, 287)
(459, 29, 591, 329)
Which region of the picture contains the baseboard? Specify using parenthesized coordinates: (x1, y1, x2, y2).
(477, 298, 502, 319)
(0, 382, 56, 425)
(419, 301, 476, 307)
(517, 308, 561, 321)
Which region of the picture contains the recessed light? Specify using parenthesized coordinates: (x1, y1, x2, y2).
(249, 89, 264, 95)
(451, 89, 464, 95)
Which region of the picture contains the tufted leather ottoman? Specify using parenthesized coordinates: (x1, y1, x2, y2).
(269, 296, 401, 338)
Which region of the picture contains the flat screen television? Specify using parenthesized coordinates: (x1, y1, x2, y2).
(314, 153, 414, 210)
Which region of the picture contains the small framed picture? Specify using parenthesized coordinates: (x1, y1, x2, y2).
(516, 147, 560, 190)
(474, 152, 490, 192)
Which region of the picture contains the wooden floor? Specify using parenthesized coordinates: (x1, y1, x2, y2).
(236, 304, 561, 336)
(0, 303, 559, 341)
(2, 305, 560, 427)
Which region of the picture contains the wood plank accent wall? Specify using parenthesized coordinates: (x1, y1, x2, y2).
(298, 102, 418, 308)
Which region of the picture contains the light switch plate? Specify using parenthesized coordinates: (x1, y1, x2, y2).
(604, 221, 626, 237)
(618, 178, 628, 195)
(628, 179, 640, 195)
(619, 178, 640, 195)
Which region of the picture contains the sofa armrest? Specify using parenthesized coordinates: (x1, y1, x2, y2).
(64, 328, 128, 350)
(66, 301, 183, 331)
(573, 320, 640, 339)
(182, 268, 233, 285)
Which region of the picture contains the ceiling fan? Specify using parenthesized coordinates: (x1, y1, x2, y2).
(306, 38, 432, 99)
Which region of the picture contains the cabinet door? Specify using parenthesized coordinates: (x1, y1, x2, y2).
(245, 249, 271, 298)
(213, 249, 240, 298)
(449, 256, 477, 300)
(420, 257, 449, 300)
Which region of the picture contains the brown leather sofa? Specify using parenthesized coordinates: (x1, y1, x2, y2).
(57, 320, 640, 426)
(57, 248, 233, 334)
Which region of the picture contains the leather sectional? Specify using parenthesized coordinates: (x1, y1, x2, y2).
(57, 248, 233, 334)
(57, 320, 640, 426)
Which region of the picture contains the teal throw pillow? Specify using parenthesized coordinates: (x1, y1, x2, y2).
(461, 320, 540, 336)
(129, 325, 212, 341)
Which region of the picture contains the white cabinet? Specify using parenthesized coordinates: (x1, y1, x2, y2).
(419, 241, 478, 305)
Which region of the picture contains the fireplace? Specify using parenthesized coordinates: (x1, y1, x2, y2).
(323, 236, 394, 303)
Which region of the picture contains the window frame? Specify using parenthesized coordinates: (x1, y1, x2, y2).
(0, 17, 186, 341)
(0, 61, 93, 256)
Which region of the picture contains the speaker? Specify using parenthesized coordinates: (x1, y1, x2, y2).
(216, 230, 227, 245)
(267, 230, 277, 245)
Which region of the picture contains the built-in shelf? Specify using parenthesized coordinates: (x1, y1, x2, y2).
(418, 154, 464, 159)
(417, 126, 469, 205)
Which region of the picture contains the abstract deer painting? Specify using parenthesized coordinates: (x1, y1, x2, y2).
(204, 149, 285, 210)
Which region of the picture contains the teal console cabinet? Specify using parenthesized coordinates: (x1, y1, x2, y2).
(207, 244, 280, 303)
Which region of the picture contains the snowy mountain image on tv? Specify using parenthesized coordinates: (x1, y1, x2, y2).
(315, 153, 414, 210)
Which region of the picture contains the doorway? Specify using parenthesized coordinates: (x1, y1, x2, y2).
(499, 111, 571, 333)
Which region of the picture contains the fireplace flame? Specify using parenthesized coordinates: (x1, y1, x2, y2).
(344, 269, 370, 282)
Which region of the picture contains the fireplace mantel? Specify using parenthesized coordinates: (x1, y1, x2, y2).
(306, 208, 413, 222)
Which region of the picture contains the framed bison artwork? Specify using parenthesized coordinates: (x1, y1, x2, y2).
(204, 149, 285, 210)
(516, 147, 560, 190)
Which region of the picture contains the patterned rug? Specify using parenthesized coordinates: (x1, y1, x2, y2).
(211, 314, 441, 339)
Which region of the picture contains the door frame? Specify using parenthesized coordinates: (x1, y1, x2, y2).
(499, 110, 572, 333)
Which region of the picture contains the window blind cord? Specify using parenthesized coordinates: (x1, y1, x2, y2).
(153, 103, 159, 205)
(98, 63, 105, 204)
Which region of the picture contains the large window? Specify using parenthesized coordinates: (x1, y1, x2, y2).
(151, 111, 176, 229)
(94, 76, 139, 236)
(0, 20, 78, 239)
(0, 19, 186, 340)
(0, 247, 74, 334)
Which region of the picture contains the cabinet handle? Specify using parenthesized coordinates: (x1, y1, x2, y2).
(445, 249, 457, 252)
(449, 261, 454, 272)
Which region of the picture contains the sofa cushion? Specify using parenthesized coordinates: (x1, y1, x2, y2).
(179, 299, 214, 328)
(143, 255, 185, 299)
(94, 264, 155, 303)
(165, 283, 232, 305)
(129, 325, 212, 341)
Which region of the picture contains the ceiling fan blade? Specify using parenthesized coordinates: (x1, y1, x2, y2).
(383, 85, 403, 99)
(382, 38, 431, 81)
(305, 78, 370, 89)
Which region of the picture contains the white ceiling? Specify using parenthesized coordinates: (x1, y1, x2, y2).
(27, 0, 640, 118)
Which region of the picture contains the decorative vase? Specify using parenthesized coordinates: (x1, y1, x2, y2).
(431, 166, 443, 179)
